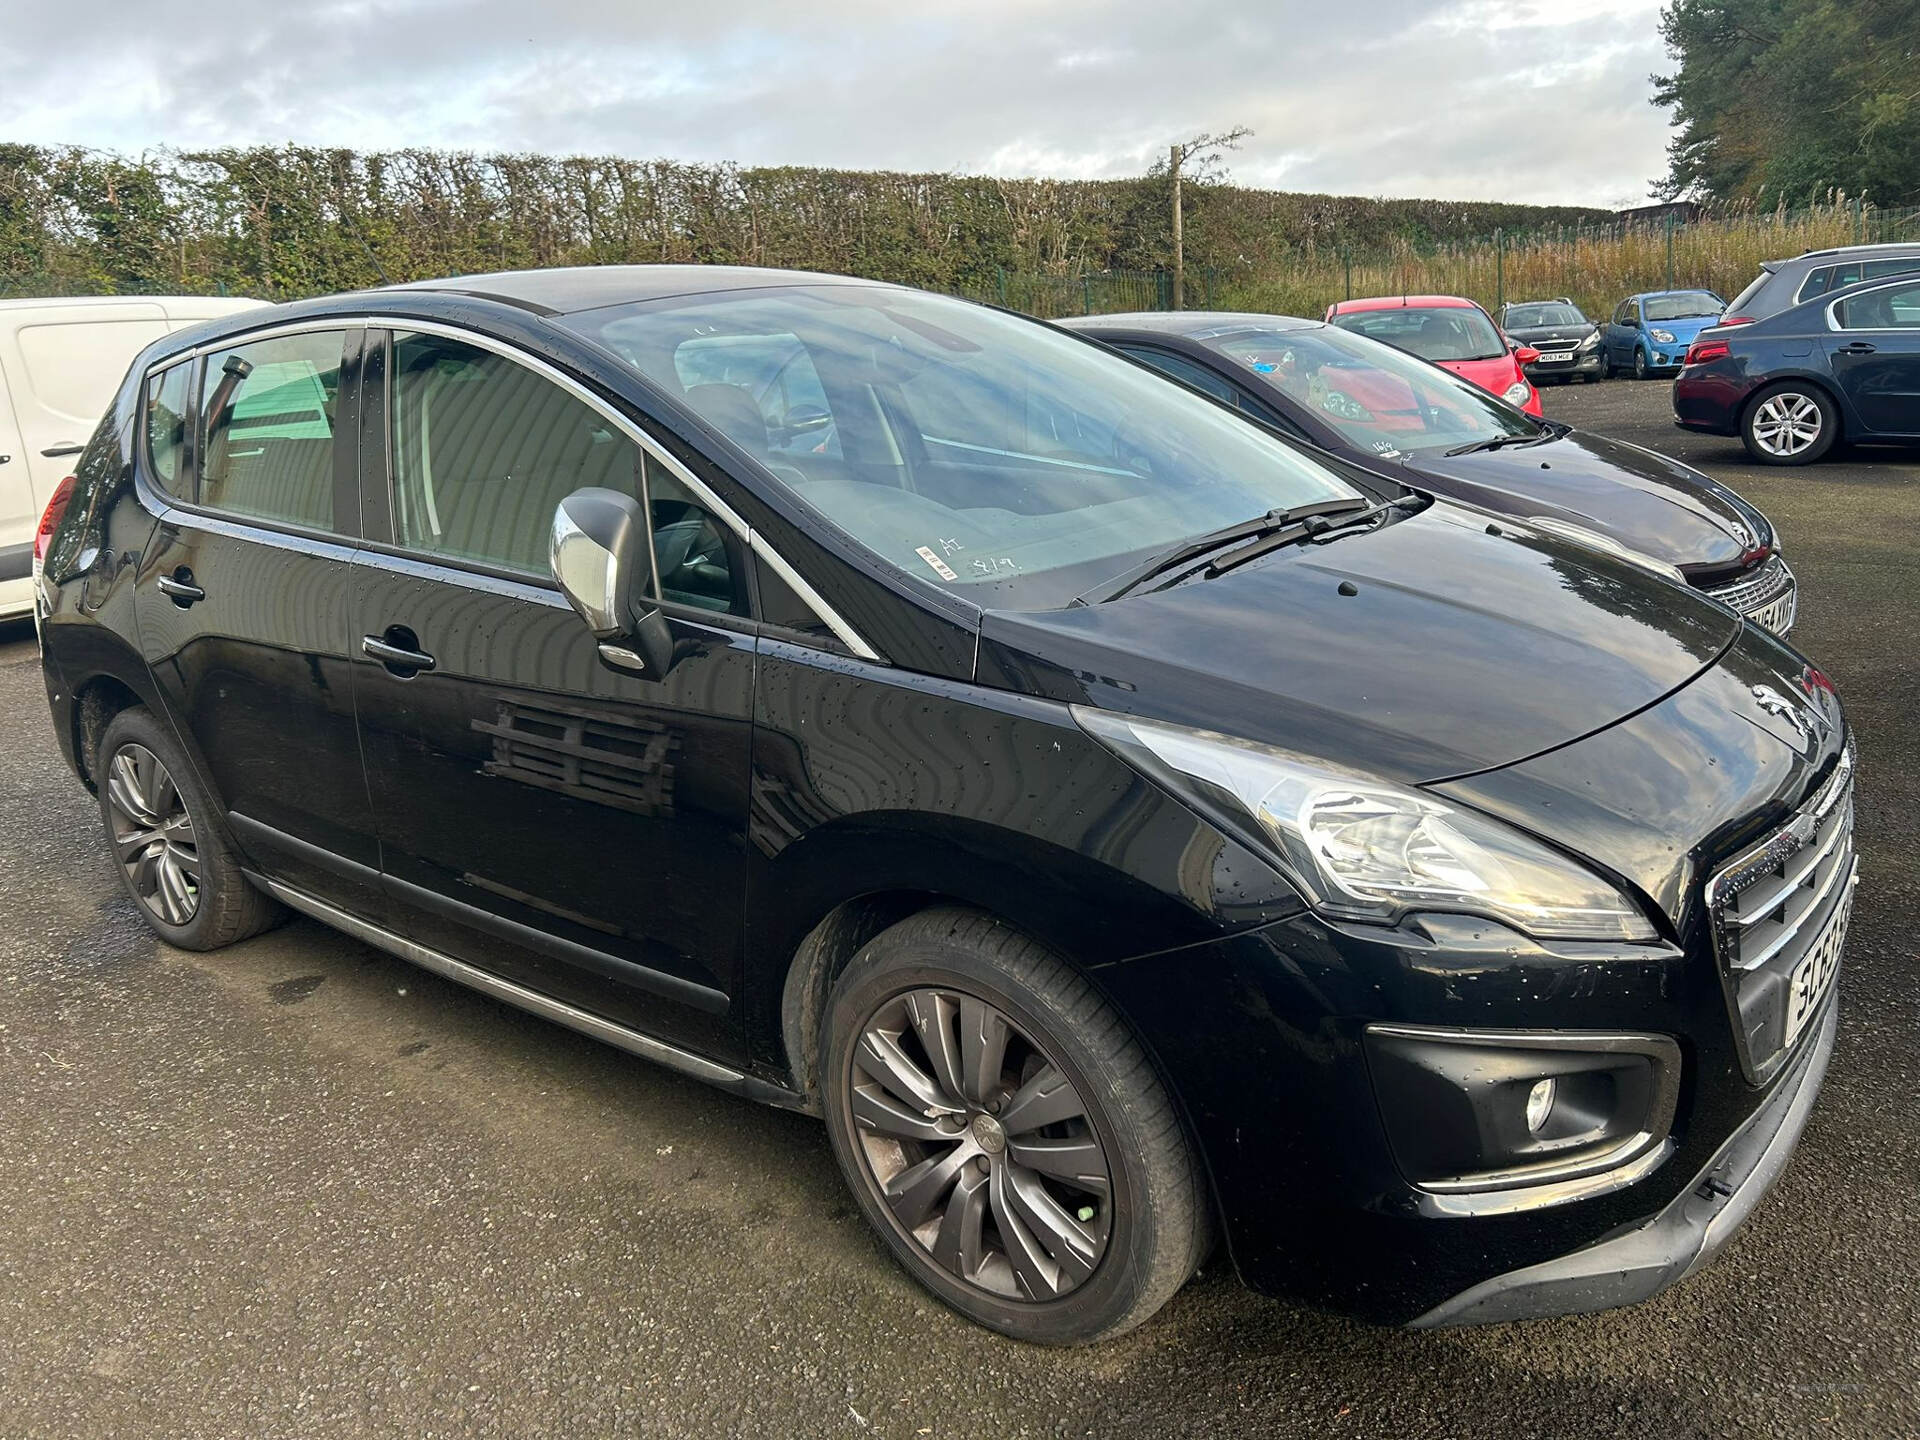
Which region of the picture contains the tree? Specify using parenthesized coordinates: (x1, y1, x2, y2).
(1654, 0, 1920, 205)
(1163, 127, 1252, 307)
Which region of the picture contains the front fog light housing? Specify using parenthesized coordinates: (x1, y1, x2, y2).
(1365, 1027, 1682, 1200)
(1072, 708, 1658, 942)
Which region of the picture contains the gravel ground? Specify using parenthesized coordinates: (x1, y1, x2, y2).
(0, 377, 1915, 1438)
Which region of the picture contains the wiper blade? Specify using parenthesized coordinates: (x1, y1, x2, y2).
(1444, 422, 1567, 457)
(1070, 497, 1372, 606)
(1207, 494, 1426, 577)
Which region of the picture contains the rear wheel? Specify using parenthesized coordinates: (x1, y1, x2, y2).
(820, 907, 1210, 1344)
(96, 707, 283, 950)
(1741, 383, 1838, 466)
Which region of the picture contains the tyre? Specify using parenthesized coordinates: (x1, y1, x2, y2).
(820, 906, 1211, 1345)
(1633, 347, 1651, 380)
(96, 707, 284, 949)
(1599, 348, 1615, 380)
(1740, 382, 1838, 466)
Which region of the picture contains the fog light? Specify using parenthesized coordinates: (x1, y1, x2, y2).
(1525, 1077, 1557, 1133)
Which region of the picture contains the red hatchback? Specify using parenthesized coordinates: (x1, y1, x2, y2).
(1325, 295, 1543, 416)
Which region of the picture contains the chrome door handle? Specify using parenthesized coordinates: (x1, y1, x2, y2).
(362, 634, 437, 673)
(156, 574, 206, 604)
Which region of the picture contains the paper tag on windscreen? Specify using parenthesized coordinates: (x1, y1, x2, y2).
(916, 546, 959, 580)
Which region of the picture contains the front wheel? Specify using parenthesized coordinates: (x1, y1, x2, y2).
(1741, 383, 1838, 465)
(1633, 347, 1651, 380)
(820, 907, 1211, 1344)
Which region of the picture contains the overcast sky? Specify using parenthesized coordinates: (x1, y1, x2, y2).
(0, 0, 1675, 207)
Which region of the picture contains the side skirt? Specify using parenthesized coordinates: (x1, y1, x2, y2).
(256, 875, 811, 1113)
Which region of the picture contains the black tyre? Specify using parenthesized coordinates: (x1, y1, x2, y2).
(1598, 348, 1615, 380)
(96, 707, 284, 950)
(1740, 382, 1838, 466)
(1632, 346, 1651, 380)
(820, 906, 1211, 1344)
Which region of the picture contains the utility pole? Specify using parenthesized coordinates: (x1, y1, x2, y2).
(1166, 126, 1252, 311)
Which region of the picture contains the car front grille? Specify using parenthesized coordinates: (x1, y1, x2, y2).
(1705, 554, 1796, 635)
(1707, 746, 1856, 1085)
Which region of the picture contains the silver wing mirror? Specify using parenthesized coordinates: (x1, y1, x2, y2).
(550, 488, 675, 678)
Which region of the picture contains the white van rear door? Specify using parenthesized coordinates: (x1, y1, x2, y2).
(2, 304, 170, 505)
(0, 360, 32, 594)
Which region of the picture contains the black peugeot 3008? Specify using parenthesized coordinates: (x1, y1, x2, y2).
(35, 267, 1855, 1344)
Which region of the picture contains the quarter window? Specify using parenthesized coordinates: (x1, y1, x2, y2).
(200, 332, 344, 531)
(389, 332, 745, 613)
(144, 361, 193, 499)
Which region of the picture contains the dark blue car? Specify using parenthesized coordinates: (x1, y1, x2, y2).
(1673, 270, 1920, 464)
(1600, 290, 1726, 379)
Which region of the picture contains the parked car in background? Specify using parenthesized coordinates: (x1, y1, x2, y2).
(1721, 243, 1920, 327)
(1675, 270, 1920, 465)
(38, 266, 1850, 1345)
(1600, 291, 1726, 379)
(1498, 299, 1604, 383)
(1064, 310, 1796, 633)
(2, 294, 264, 622)
(1325, 295, 1542, 415)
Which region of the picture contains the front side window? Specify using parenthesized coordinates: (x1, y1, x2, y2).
(1327, 306, 1506, 363)
(200, 332, 344, 531)
(1835, 280, 1920, 330)
(1206, 325, 1537, 455)
(144, 361, 193, 499)
(389, 332, 744, 613)
(1642, 292, 1723, 322)
(1614, 301, 1637, 326)
(564, 287, 1361, 610)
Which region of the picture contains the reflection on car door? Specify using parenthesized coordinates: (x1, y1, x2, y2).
(1826, 279, 1920, 436)
(348, 328, 756, 1059)
(134, 325, 390, 921)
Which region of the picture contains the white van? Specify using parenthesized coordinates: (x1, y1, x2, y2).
(1, 294, 266, 621)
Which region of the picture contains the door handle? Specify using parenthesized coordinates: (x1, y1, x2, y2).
(156, 572, 206, 606)
(40, 442, 85, 458)
(362, 630, 437, 674)
(1837, 341, 1878, 355)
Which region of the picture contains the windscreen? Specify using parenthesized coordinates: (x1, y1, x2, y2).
(1502, 303, 1585, 328)
(1206, 325, 1538, 455)
(1328, 305, 1506, 362)
(1643, 292, 1723, 321)
(563, 286, 1363, 609)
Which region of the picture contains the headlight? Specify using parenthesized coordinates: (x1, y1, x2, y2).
(1577, 331, 1600, 351)
(1650, 329, 1677, 344)
(1523, 516, 1688, 584)
(1071, 709, 1658, 942)
(1502, 381, 1532, 405)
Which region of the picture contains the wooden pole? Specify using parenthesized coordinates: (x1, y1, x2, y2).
(1171, 143, 1184, 310)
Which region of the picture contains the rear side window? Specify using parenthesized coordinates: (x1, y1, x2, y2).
(1835, 280, 1920, 330)
(390, 332, 746, 613)
(200, 332, 345, 531)
(1122, 347, 1240, 404)
(143, 361, 193, 499)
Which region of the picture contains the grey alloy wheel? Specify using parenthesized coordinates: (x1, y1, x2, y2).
(846, 986, 1112, 1302)
(104, 742, 201, 926)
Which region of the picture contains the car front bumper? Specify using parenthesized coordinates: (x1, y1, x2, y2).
(1410, 990, 1836, 1326)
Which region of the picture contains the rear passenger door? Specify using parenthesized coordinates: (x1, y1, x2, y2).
(348, 327, 758, 1059)
(134, 325, 390, 920)
(1826, 278, 1920, 436)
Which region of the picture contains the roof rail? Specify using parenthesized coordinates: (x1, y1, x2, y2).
(1798, 241, 1920, 260)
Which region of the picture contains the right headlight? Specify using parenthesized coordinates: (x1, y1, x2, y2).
(1073, 709, 1658, 942)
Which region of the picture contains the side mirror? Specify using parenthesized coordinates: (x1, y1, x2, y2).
(550, 487, 676, 679)
(1514, 346, 1542, 365)
(1621, 316, 1640, 329)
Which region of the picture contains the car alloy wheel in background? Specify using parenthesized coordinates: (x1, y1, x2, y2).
(1742, 385, 1838, 466)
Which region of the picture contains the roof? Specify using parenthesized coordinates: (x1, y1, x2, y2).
(1793, 241, 1920, 262)
(1062, 310, 1321, 339)
(384, 264, 893, 316)
(1627, 288, 1721, 300)
(1326, 295, 1483, 314)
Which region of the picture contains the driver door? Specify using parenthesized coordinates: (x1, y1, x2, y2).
(348, 327, 758, 1059)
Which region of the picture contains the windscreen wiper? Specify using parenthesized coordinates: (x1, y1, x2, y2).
(1444, 421, 1569, 457)
(1069, 497, 1373, 606)
(1205, 494, 1426, 578)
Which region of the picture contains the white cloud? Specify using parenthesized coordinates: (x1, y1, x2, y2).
(0, 0, 1674, 206)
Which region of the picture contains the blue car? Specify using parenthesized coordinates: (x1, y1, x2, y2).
(1600, 290, 1727, 379)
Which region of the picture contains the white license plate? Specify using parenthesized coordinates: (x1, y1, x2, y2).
(1537, 351, 1575, 363)
(1783, 874, 1853, 1050)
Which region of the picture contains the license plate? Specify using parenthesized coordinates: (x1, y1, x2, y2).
(1537, 351, 1575, 363)
(1783, 873, 1853, 1050)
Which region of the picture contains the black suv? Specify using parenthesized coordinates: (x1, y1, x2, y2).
(1499, 299, 1605, 383)
(35, 267, 1854, 1344)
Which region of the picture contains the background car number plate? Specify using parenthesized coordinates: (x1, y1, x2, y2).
(1783, 874, 1853, 1050)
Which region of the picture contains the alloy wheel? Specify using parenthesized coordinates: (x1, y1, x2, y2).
(846, 987, 1113, 1302)
(1750, 392, 1824, 458)
(105, 743, 201, 926)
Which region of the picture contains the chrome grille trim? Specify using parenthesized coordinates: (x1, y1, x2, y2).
(1706, 554, 1796, 634)
(1707, 745, 1856, 1084)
